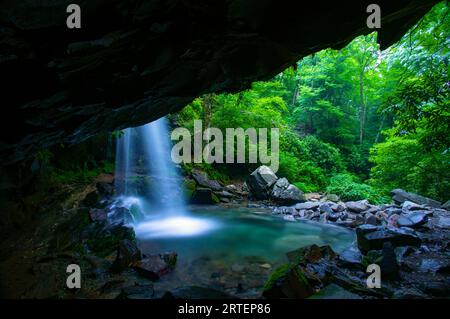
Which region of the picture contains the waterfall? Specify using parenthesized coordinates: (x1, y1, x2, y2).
(114, 117, 185, 217)
(113, 117, 217, 238)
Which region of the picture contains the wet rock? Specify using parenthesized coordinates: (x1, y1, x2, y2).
(111, 239, 141, 272)
(96, 181, 114, 196)
(191, 170, 222, 191)
(271, 178, 305, 205)
(394, 246, 415, 264)
(163, 286, 233, 299)
(262, 263, 314, 299)
(387, 214, 401, 227)
(295, 201, 320, 211)
(319, 203, 333, 215)
(215, 190, 234, 198)
(247, 166, 278, 199)
(89, 208, 107, 222)
(442, 200, 450, 210)
(391, 189, 441, 208)
(132, 252, 177, 281)
(435, 216, 450, 229)
(225, 185, 238, 193)
(365, 213, 378, 226)
(327, 211, 340, 222)
(331, 203, 345, 212)
(375, 211, 388, 224)
(80, 191, 101, 208)
(345, 200, 369, 213)
(272, 206, 296, 215)
(190, 187, 220, 204)
(356, 225, 422, 252)
(397, 212, 428, 228)
(338, 246, 362, 266)
(283, 215, 296, 222)
(393, 288, 427, 299)
(325, 194, 339, 202)
(419, 280, 450, 297)
(109, 207, 133, 225)
(379, 242, 399, 279)
(402, 201, 425, 211)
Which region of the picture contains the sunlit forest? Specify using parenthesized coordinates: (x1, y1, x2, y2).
(173, 2, 449, 203)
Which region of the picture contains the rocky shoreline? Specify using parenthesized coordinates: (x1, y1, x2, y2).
(1, 165, 449, 299)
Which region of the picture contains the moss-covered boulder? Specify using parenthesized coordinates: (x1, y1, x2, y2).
(262, 263, 314, 299)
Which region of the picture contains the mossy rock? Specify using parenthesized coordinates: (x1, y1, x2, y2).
(263, 263, 313, 299)
(182, 179, 196, 200)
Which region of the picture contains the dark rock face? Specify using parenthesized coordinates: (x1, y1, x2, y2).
(391, 189, 442, 208)
(247, 166, 278, 199)
(190, 187, 220, 204)
(132, 252, 177, 281)
(271, 177, 305, 205)
(191, 170, 222, 191)
(0, 1, 438, 164)
(356, 225, 421, 252)
(111, 239, 142, 272)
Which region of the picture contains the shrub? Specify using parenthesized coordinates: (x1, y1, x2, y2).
(326, 173, 387, 204)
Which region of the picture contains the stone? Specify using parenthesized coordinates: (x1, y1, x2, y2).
(109, 206, 133, 225)
(132, 252, 177, 280)
(80, 191, 101, 208)
(345, 200, 370, 213)
(295, 202, 320, 211)
(435, 216, 450, 229)
(96, 182, 114, 196)
(111, 239, 142, 272)
(190, 187, 220, 204)
(331, 203, 345, 212)
(365, 213, 378, 225)
(325, 194, 340, 202)
(338, 246, 362, 265)
(402, 201, 425, 211)
(397, 212, 428, 228)
(326, 211, 340, 222)
(283, 215, 296, 222)
(442, 200, 450, 210)
(262, 263, 314, 299)
(247, 166, 278, 199)
(89, 208, 107, 222)
(391, 189, 441, 208)
(272, 206, 296, 215)
(225, 184, 238, 193)
(191, 170, 222, 191)
(379, 242, 399, 279)
(271, 178, 305, 205)
(319, 204, 333, 215)
(356, 225, 422, 252)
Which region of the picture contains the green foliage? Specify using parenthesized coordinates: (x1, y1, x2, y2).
(326, 173, 388, 204)
(369, 133, 450, 201)
(53, 161, 114, 185)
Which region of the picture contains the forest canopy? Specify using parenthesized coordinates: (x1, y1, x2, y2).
(172, 2, 450, 203)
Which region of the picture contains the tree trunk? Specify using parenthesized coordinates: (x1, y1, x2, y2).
(359, 71, 366, 145)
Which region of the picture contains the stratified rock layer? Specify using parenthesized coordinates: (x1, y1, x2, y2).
(0, 0, 438, 164)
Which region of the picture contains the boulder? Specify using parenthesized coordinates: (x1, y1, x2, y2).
(319, 203, 333, 215)
(80, 191, 101, 208)
(109, 207, 134, 225)
(442, 200, 450, 211)
(262, 263, 314, 299)
(247, 166, 278, 199)
(271, 178, 305, 205)
(345, 200, 369, 213)
(397, 212, 428, 228)
(402, 201, 425, 211)
(435, 216, 450, 229)
(190, 187, 220, 204)
(111, 239, 142, 272)
(379, 242, 399, 279)
(89, 208, 107, 222)
(356, 225, 422, 252)
(96, 182, 114, 196)
(391, 189, 441, 208)
(364, 213, 378, 226)
(191, 170, 222, 191)
(295, 202, 320, 211)
(132, 252, 177, 280)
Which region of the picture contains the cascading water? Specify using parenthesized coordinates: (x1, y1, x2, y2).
(112, 117, 218, 238)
